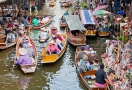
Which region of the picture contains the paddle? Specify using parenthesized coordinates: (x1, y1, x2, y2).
(11, 57, 17, 72)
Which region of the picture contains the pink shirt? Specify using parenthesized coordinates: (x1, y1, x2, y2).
(47, 44, 60, 53)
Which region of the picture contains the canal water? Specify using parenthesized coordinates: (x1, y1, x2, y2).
(0, 0, 110, 90)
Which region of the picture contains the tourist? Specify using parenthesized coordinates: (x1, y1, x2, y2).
(91, 58, 100, 70)
(55, 34, 64, 42)
(50, 25, 58, 35)
(63, 10, 69, 15)
(83, 45, 91, 54)
(47, 41, 60, 54)
(18, 21, 25, 30)
(32, 17, 39, 26)
(25, 43, 34, 58)
(77, 46, 87, 60)
(94, 63, 109, 87)
(60, 16, 66, 23)
(39, 27, 50, 42)
(5, 30, 15, 44)
(52, 35, 63, 50)
(14, 48, 32, 65)
(20, 37, 28, 48)
(78, 55, 91, 72)
(23, 17, 30, 27)
(7, 21, 14, 29)
(125, 38, 132, 51)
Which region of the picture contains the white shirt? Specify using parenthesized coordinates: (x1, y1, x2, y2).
(107, 44, 114, 57)
(39, 32, 49, 39)
(54, 39, 63, 50)
(19, 23, 24, 30)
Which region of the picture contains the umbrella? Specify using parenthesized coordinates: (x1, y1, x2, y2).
(92, 5, 108, 14)
(92, 10, 110, 15)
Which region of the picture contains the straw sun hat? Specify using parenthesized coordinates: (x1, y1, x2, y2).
(50, 25, 57, 30)
(18, 48, 27, 55)
(40, 27, 47, 31)
(49, 40, 54, 44)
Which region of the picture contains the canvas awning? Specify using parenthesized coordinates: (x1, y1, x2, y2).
(80, 10, 96, 25)
(64, 15, 86, 31)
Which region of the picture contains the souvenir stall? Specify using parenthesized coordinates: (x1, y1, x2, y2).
(102, 40, 132, 90)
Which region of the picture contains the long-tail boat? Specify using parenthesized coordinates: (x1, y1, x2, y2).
(65, 15, 86, 46)
(75, 46, 108, 90)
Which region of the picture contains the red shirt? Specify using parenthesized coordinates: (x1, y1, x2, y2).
(8, 23, 13, 28)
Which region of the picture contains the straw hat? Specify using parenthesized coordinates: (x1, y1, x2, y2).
(117, 18, 122, 21)
(27, 43, 32, 47)
(105, 40, 110, 44)
(50, 25, 57, 30)
(18, 48, 27, 55)
(49, 40, 54, 44)
(40, 27, 47, 31)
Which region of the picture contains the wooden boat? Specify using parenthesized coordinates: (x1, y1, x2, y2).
(85, 30, 97, 36)
(0, 35, 16, 49)
(98, 31, 110, 37)
(49, 1, 56, 6)
(60, 2, 72, 7)
(41, 33, 67, 63)
(66, 28, 86, 46)
(75, 46, 108, 90)
(15, 36, 37, 73)
(32, 15, 52, 29)
(59, 20, 67, 27)
(64, 15, 86, 46)
(79, 10, 97, 37)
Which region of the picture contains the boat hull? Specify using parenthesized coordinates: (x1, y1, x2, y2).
(41, 34, 67, 63)
(16, 37, 37, 73)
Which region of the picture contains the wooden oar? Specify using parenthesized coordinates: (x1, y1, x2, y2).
(11, 57, 17, 72)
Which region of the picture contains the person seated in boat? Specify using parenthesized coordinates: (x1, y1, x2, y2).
(14, 48, 32, 65)
(47, 41, 60, 54)
(13, 19, 19, 25)
(32, 17, 39, 26)
(12, 29, 19, 39)
(78, 54, 91, 72)
(77, 46, 87, 60)
(83, 45, 91, 54)
(23, 17, 30, 27)
(50, 25, 58, 35)
(26, 43, 34, 57)
(18, 21, 25, 30)
(40, 16, 49, 24)
(52, 35, 63, 50)
(93, 63, 109, 87)
(91, 58, 100, 70)
(5, 30, 15, 44)
(55, 34, 64, 42)
(7, 20, 15, 29)
(39, 27, 50, 42)
(63, 10, 69, 16)
(20, 37, 29, 48)
(60, 16, 66, 23)
(103, 24, 109, 32)
(98, 24, 103, 32)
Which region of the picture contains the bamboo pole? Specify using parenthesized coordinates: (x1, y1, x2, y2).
(29, 0, 31, 16)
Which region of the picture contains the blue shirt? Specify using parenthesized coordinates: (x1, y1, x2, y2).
(63, 12, 69, 15)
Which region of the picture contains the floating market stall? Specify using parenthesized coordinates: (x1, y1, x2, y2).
(79, 10, 97, 36)
(102, 40, 132, 90)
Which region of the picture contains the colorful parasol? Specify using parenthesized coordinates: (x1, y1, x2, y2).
(92, 10, 110, 15)
(92, 5, 108, 14)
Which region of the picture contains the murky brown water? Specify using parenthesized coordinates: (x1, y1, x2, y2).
(0, 0, 110, 90)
